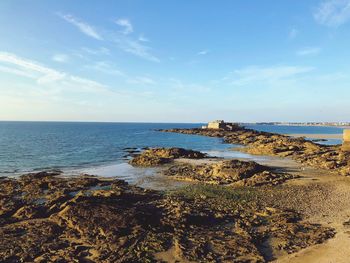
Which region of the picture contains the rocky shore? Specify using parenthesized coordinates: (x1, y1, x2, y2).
(129, 147, 206, 167)
(0, 171, 335, 262)
(164, 160, 297, 186)
(159, 128, 350, 176)
(129, 147, 297, 186)
(2, 130, 348, 262)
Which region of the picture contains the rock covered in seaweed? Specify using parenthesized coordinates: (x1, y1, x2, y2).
(164, 159, 296, 186)
(129, 147, 206, 167)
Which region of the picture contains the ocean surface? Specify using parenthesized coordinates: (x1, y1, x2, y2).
(0, 122, 344, 178)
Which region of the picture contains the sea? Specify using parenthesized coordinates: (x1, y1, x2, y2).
(0, 122, 344, 182)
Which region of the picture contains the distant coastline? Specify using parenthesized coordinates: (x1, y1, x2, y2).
(241, 122, 350, 128)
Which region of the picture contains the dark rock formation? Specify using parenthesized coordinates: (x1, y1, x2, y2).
(129, 147, 206, 167)
(164, 159, 296, 186)
(160, 128, 350, 176)
(0, 172, 334, 262)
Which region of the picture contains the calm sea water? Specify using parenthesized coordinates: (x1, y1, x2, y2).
(0, 122, 344, 176)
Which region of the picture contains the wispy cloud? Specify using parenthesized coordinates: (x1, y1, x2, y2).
(111, 34, 160, 62)
(314, 0, 350, 27)
(138, 34, 149, 42)
(59, 14, 159, 62)
(52, 53, 69, 63)
(86, 61, 124, 76)
(58, 13, 103, 40)
(115, 18, 133, 34)
(197, 50, 209, 56)
(0, 52, 66, 84)
(169, 78, 211, 93)
(127, 76, 156, 85)
(81, 47, 110, 55)
(296, 47, 322, 56)
(0, 52, 110, 93)
(288, 28, 299, 39)
(0, 65, 35, 78)
(226, 65, 314, 86)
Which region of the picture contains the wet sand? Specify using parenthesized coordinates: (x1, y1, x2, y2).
(177, 153, 350, 263)
(60, 145, 350, 262)
(257, 158, 350, 263)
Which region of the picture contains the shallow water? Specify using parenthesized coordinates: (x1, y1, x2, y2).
(0, 122, 231, 176)
(0, 122, 343, 177)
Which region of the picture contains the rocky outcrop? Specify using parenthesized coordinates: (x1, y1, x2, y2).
(0, 172, 334, 262)
(129, 147, 206, 167)
(164, 159, 296, 186)
(160, 128, 350, 176)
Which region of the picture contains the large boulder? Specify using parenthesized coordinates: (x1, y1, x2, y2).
(164, 159, 296, 186)
(129, 147, 206, 167)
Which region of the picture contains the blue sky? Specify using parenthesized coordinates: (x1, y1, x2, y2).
(0, 0, 350, 122)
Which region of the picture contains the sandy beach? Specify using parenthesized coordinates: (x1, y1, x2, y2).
(270, 161, 350, 263)
(179, 155, 350, 263)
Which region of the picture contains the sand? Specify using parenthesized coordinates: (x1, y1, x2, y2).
(173, 154, 350, 262)
(179, 154, 350, 262)
(260, 158, 350, 263)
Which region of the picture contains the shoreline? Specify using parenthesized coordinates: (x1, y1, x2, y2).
(287, 133, 343, 139)
(1, 126, 350, 261)
(1, 124, 345, 178)
(1, 146, 347, 262)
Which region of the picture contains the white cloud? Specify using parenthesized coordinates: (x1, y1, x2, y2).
(0, 65, 36, 79)
(59, 14, 159, 62)
(86, 61, 123, 76)
(115, 18, 133, 34)
(66, 76, 109, 93)
(138, 34, 149, 42)
(0, 52, 66, 84)
(288, 28, 299, 39)
(314, 0, 350, 27)
(228, 65, 314, 86)
(127, 76, 156, 85)
(197, 50, 209, 55)
(58, 13, 103, 40)
(168, 78, 211, 94)
(296, 47, 322, 56)
(81, 47, 110, 55)
(52, 53, 69, 63)
(0, 51, 110, 93)
(112, 35, 160, 62)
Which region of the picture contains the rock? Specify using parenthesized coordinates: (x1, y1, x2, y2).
(160, 128, 350, 176)
(163, 160, 296, 186)
(129, 147, 206, 167)
(0, 172, 335, 262)
(129, 155, 172, 167)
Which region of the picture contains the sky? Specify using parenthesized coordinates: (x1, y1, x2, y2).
(0, 0, 350, 123)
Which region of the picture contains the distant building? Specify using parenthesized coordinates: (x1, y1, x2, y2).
(202, 120, 239, 131)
